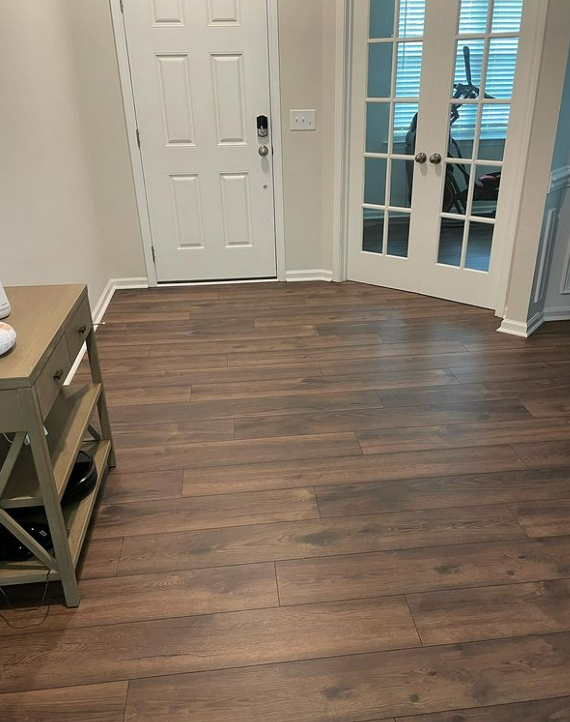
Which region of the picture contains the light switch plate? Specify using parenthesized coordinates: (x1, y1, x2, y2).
(290, 109, 317, 131)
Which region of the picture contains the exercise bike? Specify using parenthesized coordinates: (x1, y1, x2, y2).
(405, 46, 501, 214)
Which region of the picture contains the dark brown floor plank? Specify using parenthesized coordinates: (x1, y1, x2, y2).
(377, 377, 570, 408)
(99, 363, 324, 389)
(147, 332, 384, 358)
(79, 537, 123, 580)
(0, 682, 128, 722)
(451, 361, 570, 384)
(319, 346, 570, 377)
(108, 390, 384, 425)
(101, 470, 184, 505)
(191, 369, 459, 401)
(99, 354, 229, 374)
(357, 418, 570, 456)
(396, 696, 570, 722)
(97, 322, 319, 347)
(92, 488, 319, 539)
(234, 401, 531, 440)
(253, 305, 490, 328)
(408, 579, 570, 646)
(104, 309, 191, 322)
(509, 499, 570, 538)
(113, 432, 362, 474)
(0, 563, 277, 636)
(524, 397, 570, 418)
(275, 537, 570, 606)
(183, 446, 525, 496)
(113, 286, 219, 303)
(228, 339, 467, 367)
(0, 598, 419, 693)
(113, 421, 235, 450)
(117, 505, 525, 576)
(511, 441, 570, 469)
(315, 468, 570, 518)
(125, 633, 570, 722)
(106, 385, 192, 407)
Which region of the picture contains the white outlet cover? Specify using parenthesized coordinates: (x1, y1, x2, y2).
(290, 109, 317, 131)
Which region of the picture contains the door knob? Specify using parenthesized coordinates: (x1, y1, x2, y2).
(258, 145, 269, 157)
(415, 152, 427, 164)
(430, 153, 442, 165)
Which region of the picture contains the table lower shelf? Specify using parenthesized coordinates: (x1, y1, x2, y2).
(0, 383, 103, 509)
(0, 439, 111, 586)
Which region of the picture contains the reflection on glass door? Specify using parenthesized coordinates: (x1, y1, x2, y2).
(363, 0, 425, 259)
(438, 0, 523, 272)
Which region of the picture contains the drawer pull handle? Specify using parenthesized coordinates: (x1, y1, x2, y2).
(78, 325, 87, 335)
(53, 369, 64, 382)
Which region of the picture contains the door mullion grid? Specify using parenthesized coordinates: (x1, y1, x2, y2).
(455, 32, 518, 41)
(459, 0, 496, 270)
(366, 97, 419, 103)
(450, 97, 512, 105)
(382, 0, 401, 255)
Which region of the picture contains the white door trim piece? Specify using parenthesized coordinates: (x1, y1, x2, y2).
(109, 0, 286, 287)
(332, 0, 350, 282)
(493, 0, 550, 318)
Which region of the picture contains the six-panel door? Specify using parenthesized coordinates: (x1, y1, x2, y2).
(124, 0, 277, 282)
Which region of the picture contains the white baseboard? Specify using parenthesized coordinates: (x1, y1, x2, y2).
(498, 306, 570, 339)
(497, 318, 534, 338)
(497, 312, 544, 338)
(65, 276, 148, 383)
(543, 306, 570, 322)
(285, 270, 334, 282)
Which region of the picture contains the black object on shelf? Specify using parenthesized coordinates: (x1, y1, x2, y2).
(0, 522, 53, 562)
(62, 451, 97, 507)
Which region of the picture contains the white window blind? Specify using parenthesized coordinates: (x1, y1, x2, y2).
(392, 0, 523, 141)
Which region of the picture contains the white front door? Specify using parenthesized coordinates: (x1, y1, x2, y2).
(123, 0, 277, 282)
(347, 0, 537, 309)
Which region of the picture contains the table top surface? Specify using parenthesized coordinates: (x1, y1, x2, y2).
(0, 284, 86, 389)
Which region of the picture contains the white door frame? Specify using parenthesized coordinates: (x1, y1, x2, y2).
(109, 0, 287, 287)
(333, 0, 551, 316)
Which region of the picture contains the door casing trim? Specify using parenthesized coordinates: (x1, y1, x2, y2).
(109, 0, 287, 286)
(335, 0, 551, 315)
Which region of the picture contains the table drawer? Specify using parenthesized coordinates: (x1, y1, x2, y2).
(36, 335, 71, 419)
(65, 296, 93, 360)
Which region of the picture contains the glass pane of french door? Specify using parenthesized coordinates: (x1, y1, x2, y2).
(362, 0, 426, 258)
(437, 0, 524, 274)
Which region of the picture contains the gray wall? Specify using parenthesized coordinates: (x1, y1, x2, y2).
(528, 44, 570, 323)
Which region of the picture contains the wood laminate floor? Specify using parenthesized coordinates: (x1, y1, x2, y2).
(2, 280, 570, 722)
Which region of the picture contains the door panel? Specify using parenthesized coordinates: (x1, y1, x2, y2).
(124, 0, 276, 282)
(348, 0, 535, 310)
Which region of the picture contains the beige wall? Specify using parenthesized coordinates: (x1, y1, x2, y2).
(0, 0, 106, 305)
(0, 0, 336, 300)
(0, 0, 145, 307)
(64, 0, 146, 283)
(278, 0, 337, 274)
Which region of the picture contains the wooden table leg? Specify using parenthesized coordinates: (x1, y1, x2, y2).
(19, 388, 80, 608)
(86, 331, 117, 468)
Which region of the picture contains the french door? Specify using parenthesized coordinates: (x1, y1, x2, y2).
(347, 0, 535, 308)
(123, 0, 277, 283)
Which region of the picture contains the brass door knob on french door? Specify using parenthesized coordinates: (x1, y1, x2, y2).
(430, 153, 442, 164)
(415, 152, 427, 164)
(258, 145, 269, 157)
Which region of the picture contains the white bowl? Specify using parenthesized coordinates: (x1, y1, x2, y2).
(0, 322, 16, 356)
